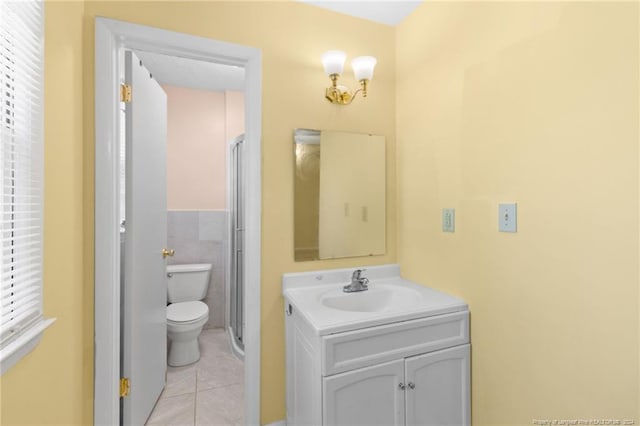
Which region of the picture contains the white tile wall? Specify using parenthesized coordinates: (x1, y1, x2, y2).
(167, 210, 228, 329)
(199, 211, 226, 241)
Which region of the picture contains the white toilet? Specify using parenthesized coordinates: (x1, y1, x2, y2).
(166, 263, 212, 367)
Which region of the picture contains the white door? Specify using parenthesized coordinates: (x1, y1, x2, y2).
(405, 344, 471, 426)
(122, 50, 168, 426)
(323, 359, 405, 426)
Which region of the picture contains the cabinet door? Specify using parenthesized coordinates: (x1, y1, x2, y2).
(405, 344, 470, 426)
(323, 359, 405, 426)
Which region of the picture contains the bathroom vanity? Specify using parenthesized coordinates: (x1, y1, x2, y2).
(283, 265, 470, 426)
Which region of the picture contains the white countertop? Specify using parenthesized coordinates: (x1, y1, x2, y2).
(282, 264, 468, 336)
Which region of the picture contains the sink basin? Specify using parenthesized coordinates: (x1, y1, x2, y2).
(320, 284, 422, 313)
(283, 264, 469, 335)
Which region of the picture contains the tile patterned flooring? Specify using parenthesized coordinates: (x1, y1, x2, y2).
(146, 328, 244, 426)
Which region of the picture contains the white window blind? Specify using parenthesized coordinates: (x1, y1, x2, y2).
(0, 0, 53, 374)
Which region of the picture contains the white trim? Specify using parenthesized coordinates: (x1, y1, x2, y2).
(0, 318, 55, 376)
(264, 421, 286, 426)
(94, 18, 261, 426)
(94, 19, 121, 424)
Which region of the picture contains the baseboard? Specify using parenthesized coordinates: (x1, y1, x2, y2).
(264, 420, 286, 426)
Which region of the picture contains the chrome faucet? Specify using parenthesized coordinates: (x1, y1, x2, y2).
(343, 269, 369, 293)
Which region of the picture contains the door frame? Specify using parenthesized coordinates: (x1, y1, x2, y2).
(94, 17, 262, 425)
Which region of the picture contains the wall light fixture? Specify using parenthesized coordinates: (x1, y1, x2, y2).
(322, 50, 377, 105)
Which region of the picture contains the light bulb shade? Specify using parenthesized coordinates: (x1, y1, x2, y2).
(322, 50, 346, 76)
(351, 56, 377, 81)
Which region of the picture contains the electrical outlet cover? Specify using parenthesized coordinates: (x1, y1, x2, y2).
(499, 203, 517, 232)
(442, 208, 455, 232)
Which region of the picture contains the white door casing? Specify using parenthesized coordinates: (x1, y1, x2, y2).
(94, 18, 262, 426)
(122, 50, 168, 425)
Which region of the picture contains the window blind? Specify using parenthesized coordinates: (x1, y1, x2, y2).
(0, 0, 45, 354)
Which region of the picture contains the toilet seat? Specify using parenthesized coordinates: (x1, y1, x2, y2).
(167, 301, 209, 324)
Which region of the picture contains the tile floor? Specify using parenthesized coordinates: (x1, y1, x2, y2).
(146, 328, 244, 426)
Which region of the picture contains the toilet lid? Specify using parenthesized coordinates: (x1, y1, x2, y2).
(167, 301, 209, 322)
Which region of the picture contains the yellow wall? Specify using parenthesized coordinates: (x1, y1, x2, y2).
(1, 1, 91, 425)
(396, 2, 638, 424)
(2, 2, 396, 423)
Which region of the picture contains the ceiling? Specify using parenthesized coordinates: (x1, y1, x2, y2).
(135, 50, 245, 92)
(299, 0, 423, 26)
(136, 1, 422, 92)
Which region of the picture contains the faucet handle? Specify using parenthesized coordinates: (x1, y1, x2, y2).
(352, 268, 366, 280)
(344, 269, 370, 293)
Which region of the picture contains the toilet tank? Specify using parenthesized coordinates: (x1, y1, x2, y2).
(166, 263, 212, 303)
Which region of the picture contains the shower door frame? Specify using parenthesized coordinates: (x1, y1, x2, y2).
(94, 18, 262, 425)
(228, 135, 245, 354)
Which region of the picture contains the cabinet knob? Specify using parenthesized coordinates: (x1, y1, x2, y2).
(408, 382, 415, 389)
(398, 382, 406, 390)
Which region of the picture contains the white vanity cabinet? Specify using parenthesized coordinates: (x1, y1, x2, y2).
(323, 345, 470, 426)
(285, 304, 470, 426)
(282, 264, 471, 426)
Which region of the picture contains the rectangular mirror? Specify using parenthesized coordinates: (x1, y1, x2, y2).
(294, 129, 386, 261)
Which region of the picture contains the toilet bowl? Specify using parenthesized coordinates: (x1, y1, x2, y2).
(166, 264, 212, 367)
(167, 301, 209, 366)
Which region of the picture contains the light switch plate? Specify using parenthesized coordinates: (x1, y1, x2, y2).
(499, 203, 517, 232)
(442, 208, 455, 232)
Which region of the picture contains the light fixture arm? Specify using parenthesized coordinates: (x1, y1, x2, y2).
(325, 77, 370, 106)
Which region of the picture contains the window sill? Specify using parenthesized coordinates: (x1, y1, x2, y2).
(0, 318, 56, 376)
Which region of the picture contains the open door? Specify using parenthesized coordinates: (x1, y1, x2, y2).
(122, 50, 168, 425)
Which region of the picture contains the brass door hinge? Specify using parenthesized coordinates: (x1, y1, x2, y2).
(120, 84, 132, 103)
(120, 377, 130, 398)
